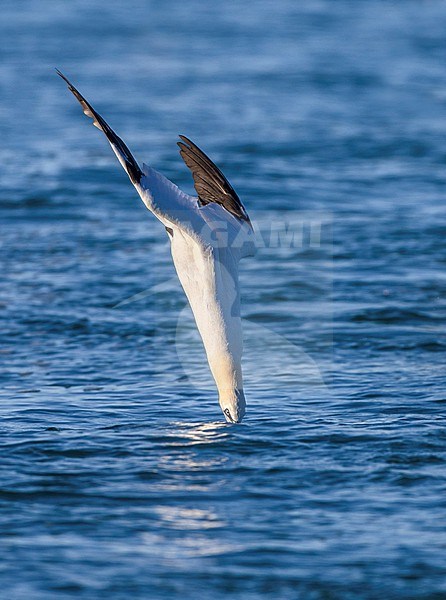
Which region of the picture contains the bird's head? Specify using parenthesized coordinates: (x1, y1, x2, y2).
(219, 389, 246, 423)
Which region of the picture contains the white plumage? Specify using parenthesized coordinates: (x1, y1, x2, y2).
(58, 71, 255, 423)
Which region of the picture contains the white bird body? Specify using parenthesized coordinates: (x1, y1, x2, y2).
(58, 71, 255, 422)
(137, 166, 251, 420)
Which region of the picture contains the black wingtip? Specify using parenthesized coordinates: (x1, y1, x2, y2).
(178, 135, 201, 152)
(56, 69, 142, 187)
(177, 137, 191, 157)
(55, 68, 69, 84)
(177, 134, 251, 224)
(177, 135, 191, 150)
(55, 69, 78, 95)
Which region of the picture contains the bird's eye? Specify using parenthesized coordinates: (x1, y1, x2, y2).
(224, 409, 232, 421)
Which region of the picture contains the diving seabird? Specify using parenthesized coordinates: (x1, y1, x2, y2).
(57, 70, 255, 423)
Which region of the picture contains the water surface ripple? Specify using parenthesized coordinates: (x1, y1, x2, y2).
(1, 1, 446, 598)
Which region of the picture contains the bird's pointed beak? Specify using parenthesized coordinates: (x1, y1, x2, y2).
(220, 390, 246, 423)
(224, 408, 238, 423)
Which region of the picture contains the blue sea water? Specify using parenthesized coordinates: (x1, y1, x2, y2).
(1, 1, 446, 598)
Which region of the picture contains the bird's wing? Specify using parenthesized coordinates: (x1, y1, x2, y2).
(58, 71, 255, 250)
(57, 70, 202, 233)
(177, 135, 251, 225)
(56, 69, 142, 185)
